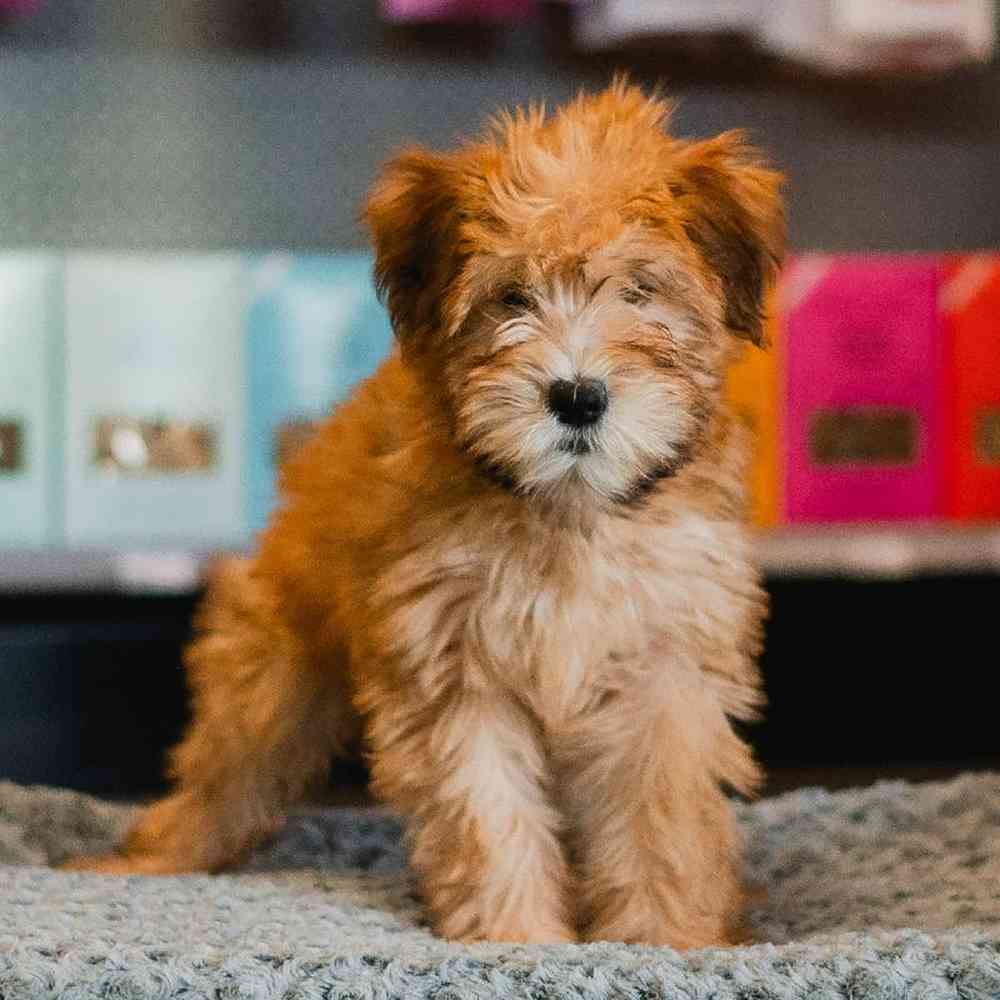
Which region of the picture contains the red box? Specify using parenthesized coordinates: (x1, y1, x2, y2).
(941, 255, 1000, 520)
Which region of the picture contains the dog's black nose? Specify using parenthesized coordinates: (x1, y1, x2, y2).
(547, 378, 608, 428)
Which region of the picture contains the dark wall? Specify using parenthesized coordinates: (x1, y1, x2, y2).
(3, 575, 997, 795)
(2, 0, 998, 252)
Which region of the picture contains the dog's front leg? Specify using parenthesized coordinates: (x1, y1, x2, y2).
(557, 671, 755, 949)
(362, 680, 575, 943)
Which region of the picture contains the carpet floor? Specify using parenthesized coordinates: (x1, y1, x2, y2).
(2, 773, 1000, 998)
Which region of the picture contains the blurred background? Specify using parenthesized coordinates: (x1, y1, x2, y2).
(1, 0, 998, 802)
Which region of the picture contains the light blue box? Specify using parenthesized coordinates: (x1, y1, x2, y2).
(64, 254, 246, 548)
(246, 253, 394, 537)
(0, 254, 61, 547)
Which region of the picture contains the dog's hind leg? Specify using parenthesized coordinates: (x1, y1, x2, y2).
(64, 557, 358, 874)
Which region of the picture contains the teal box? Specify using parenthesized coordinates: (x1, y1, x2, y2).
(246, 253, 394, 537)
(64, 254, 247, 547)
(0, 254, 61, 547)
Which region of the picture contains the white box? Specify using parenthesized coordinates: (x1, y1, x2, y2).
(0, 254, 60, 546)
(64, 254, 247, 547)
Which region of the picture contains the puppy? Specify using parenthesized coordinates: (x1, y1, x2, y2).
(68, 80, 784, 949)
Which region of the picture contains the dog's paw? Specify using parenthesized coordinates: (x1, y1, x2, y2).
(494, 927, 578, 945)
(58, 853, 190, 875)
(446, 917, 578, 945)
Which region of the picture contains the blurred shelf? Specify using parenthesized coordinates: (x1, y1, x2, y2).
(755, 524, 1000, 578)
(2, 526, 1000, 594)
(0, 548, 219, 595)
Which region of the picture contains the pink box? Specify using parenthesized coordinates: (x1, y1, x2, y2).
(0, 0, 42, 12)
(381, 0, 535, 22)
(784, 255, 944, 523)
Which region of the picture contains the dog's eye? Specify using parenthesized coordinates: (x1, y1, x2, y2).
(621, 280, 656, 306)
(499, 288, 533, 311)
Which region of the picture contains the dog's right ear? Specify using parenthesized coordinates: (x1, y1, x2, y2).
(671, 132, 785, 348)
(363, 147, 462, 341)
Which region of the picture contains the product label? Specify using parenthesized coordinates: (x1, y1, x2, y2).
(810, 408, 918, 466)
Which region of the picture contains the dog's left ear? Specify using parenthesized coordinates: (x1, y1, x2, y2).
(363, 147, 462, 342)
(672, 132, 785, 347)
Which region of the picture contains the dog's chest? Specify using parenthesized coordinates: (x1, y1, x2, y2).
(379, 508, 747, 726)
(473, 532, 641, 698)
(460, 519, 744, 723)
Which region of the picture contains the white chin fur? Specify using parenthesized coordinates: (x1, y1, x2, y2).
(461, 393, 693, 502)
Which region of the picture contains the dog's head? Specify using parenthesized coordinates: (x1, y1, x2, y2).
(364, 81, 784, 507)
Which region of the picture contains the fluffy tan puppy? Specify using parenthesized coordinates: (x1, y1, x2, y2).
(68, 80, 784, 950)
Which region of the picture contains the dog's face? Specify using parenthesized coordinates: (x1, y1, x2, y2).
(365, 82, 784, 507)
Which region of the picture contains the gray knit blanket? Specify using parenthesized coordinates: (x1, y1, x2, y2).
(2, 774, 1000, 999)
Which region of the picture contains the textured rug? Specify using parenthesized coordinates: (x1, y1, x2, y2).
(2, 774, 1000, 999)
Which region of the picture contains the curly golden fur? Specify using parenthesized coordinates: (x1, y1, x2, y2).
(67, 80, 785, 949)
